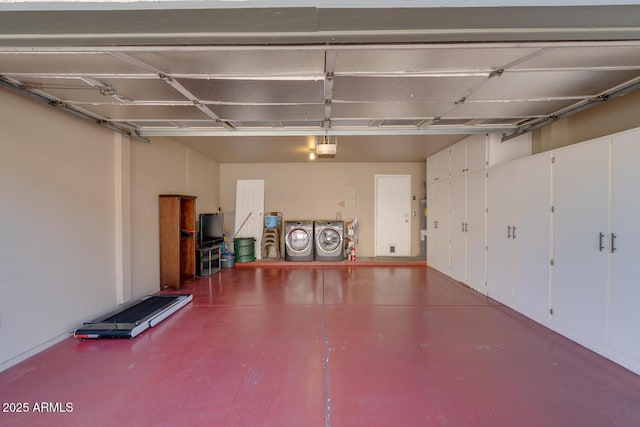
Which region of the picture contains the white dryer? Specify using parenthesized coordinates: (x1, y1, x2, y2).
(284, 220, 314, 261)
(314, 221, 344, 261)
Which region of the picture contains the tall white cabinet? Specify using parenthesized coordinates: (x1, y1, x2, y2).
(486, 161, 514, 304)
(552, 138, 610, 344)
(609, 130, 640, 360)
(428, 126, 640, 375)
(427, 178, 451, 274)
(512, 154, 552, 320)
(427, 146, 452, 274)
(553, 129, 640, 366)
(486, 152, 553, 318)
(449, 135, 487, 291)
(428, 134, 486, 289)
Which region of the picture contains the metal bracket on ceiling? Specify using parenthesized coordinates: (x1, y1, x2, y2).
(417, 117, 440, 129)
(324, 51, 337, 129)
(489, 68, 504, 78)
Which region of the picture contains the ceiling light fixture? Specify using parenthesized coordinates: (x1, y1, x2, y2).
(315, 135, 337, 158)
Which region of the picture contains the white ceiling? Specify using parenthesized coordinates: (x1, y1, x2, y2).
(1, 2, 640, 162)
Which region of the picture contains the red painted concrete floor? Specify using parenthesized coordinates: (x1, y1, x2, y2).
(2, 266, 640, 426)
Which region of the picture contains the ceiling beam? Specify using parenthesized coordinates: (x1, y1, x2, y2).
(139, 126, 513, 137)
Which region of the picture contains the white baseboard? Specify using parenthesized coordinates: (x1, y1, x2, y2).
(0, 331, 72, 373)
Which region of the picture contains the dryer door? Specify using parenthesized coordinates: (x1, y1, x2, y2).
(287, 228, 311, 252)
(318, 228, 341, 253)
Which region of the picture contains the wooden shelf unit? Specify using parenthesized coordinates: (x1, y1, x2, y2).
(159, 195, 196, 290)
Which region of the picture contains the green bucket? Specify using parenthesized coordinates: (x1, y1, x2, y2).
(234, 238, 256, 263)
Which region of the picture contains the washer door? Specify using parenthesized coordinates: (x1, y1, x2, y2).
(318, 228, 341, 252)
(287, 228, 311, 252)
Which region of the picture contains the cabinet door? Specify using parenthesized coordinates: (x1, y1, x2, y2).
(436, 149, 450, 181)
(426, 182, 439, 269)
(466, 134, 488, 173)
(486, 162, 514, 305)
(427, 155, 438, 184)
(610, 130, 640, 358)
(553, 139, 609, 343)
(450, 141, 466, 178)
(450, 174, 466, 282)
(432, 180, 451, 273)
(513, 154, 552, 318)
(466, 170, 486, 292)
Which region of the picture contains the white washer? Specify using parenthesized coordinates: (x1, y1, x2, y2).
(314, 221, 344, 261)
(284, 220, 314, 261)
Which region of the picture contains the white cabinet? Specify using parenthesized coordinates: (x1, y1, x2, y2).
(486, 161, 515, 305)
(436, 149, 450, 182)
(427, 179, 450, 274)
(465, 170, 486, 292)
(441, 134, 487, 288)
(466, 135, 488, 173)
(449, 170, 486, 291)
(450, 174, 466, 281)
(426, 182, 438, 266)
(450, 134, 487, 178)
(431, 126, 640, 374)
(552, 128, 640, 367)
(427, 147, 450, 184)
(513, 153, 552, 319)
(553, 138, 609, 344)
(450, 141, 466, 178)
(427, 154, 437, 184)
(486, 154, 552, 312)
(609, 130, 640, 359)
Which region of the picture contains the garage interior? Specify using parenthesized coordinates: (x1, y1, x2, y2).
(2, 1, 640, 426)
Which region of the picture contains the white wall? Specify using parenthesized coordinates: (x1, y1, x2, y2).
(220, 162, 426, 257)
(0, 89, 117, 370)
(0, 90, 220, 371)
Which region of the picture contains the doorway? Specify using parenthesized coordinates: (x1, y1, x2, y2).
(375, 175, 411, 256)
(235, 179, 265, 259)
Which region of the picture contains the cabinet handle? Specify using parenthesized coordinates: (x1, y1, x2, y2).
(599, 232, 604, 252)
(464, 223, 468, 233)
(462, 222, 465, 232)
(512, 226, 516, 239)
(611, 233, 617, 253)
(507, 225, 512, 239)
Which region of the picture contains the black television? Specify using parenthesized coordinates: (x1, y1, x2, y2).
(199, 213, 224, 248)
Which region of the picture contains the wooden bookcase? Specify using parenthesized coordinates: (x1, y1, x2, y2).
(159, 195, 196, 290)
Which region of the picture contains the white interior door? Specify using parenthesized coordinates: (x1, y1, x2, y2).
(235, 179, 265, 259)
(553, 139, 609, 343)
(375, 175, 411, 256)
(513, 154, 552, 318)
(609, 130, 640, 358)
(466, 169, 486, 292)
(486, 161, 514, 305)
